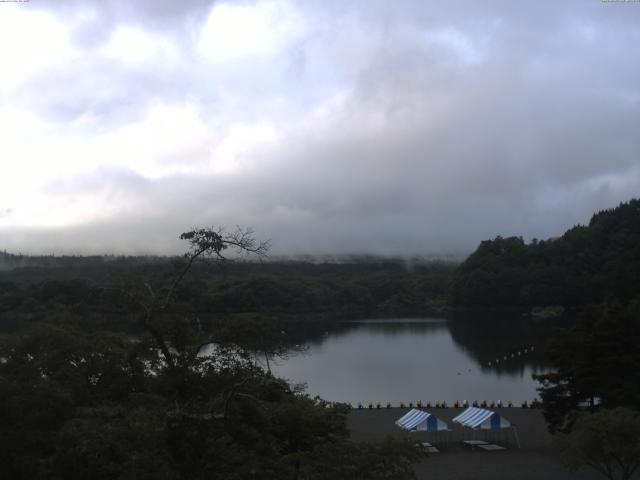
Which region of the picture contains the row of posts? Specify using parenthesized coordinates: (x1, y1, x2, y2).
(351, 399, 540, 409)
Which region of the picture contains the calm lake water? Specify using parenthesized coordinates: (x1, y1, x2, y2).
(272, 317, 549, 405)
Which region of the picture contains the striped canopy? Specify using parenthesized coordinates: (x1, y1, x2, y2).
(395, 409, 449, 432)
(452, 407, 511, 430)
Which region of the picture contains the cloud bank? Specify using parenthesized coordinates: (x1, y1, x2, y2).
(1, 0, 639, 255)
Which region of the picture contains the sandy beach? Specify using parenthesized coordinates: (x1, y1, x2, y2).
(348, 408, 614, 479)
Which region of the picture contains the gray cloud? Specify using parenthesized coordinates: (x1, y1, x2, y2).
(53, 0, 215, 44)
(3, 0, 640, 255)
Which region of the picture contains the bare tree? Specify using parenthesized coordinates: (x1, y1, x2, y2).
(126, 226, 269, 370)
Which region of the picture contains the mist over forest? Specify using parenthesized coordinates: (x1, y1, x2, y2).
(2, 1, 640, 479)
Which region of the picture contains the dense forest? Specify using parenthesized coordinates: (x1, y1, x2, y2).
(0, 228, 426, 479)
(9, 198, 640, 329)
(0, 234, 453, 479)
(0, 253, 454, 335)
(450, 200, 640, 480)
(2, 200, 640, 478)
(452, 199, 640, 310)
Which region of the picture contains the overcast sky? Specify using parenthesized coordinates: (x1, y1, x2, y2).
(1, 0, 639, 256)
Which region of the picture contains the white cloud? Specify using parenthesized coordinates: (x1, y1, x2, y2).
(0, 7, 78, 94)
(209, 122, 279, 173)
(100, 26, 179, 66)
(0, 105, 60, 205)
(2, 0, 640, 254)
(198, 0, 305, 63)
(91, 102, 210, 176)
(0, 96, 284, 230)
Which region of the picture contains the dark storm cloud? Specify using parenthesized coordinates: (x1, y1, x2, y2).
(3, 0, 640, 255)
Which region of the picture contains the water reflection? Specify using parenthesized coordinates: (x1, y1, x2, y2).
(351, 318, 448, 336)
(449, 311, 550, 376)
(304, 318, 448, 348)
(272, 317, 550, 404)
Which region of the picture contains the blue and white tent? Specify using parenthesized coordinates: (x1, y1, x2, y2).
(395, 409, 450, 432)
(452, 407, 511, 430)
(452, 407, 520, 448)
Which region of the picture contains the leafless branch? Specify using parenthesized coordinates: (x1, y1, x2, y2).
(124, 225, 268, 373)
(223, 377, 251, 419)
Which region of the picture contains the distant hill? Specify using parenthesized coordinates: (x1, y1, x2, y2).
(0, 250, 455, 332)
(452, 198, 640, 309)
(0, 251, 169, 274)
(0, 250, 464, 272)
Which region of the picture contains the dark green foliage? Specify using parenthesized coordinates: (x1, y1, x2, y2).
(534, 303, 640, 433)
(450, 199, 640, 446)
(0, 228, 422, 479)
(0, 321, 393, 479)
(299, 437, 422, 480)
(453, 199, 640, 309)
(0, 323, 150, 479)
(0, 259, 455, 334)
(556, 408, 640, 480)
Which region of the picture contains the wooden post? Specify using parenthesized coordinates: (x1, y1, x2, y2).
(512, 426, 521, 449)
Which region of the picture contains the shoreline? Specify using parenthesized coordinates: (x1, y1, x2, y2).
(348, 408, 606, 479)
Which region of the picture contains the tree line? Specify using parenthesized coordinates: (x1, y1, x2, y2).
(0, 227, 423, 479)
(452, 199, 640, 310)
(0, 256, 454, 335)
(452, 199, 640, 480)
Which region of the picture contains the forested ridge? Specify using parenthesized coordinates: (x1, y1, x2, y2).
(450, 199, 640, 478)
(0, 257, 454, 335)
(452, 198, 640, 309)
(10, 197, 640, 323)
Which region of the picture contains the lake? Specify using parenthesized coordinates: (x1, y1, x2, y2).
(272, 316, 550, 405)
